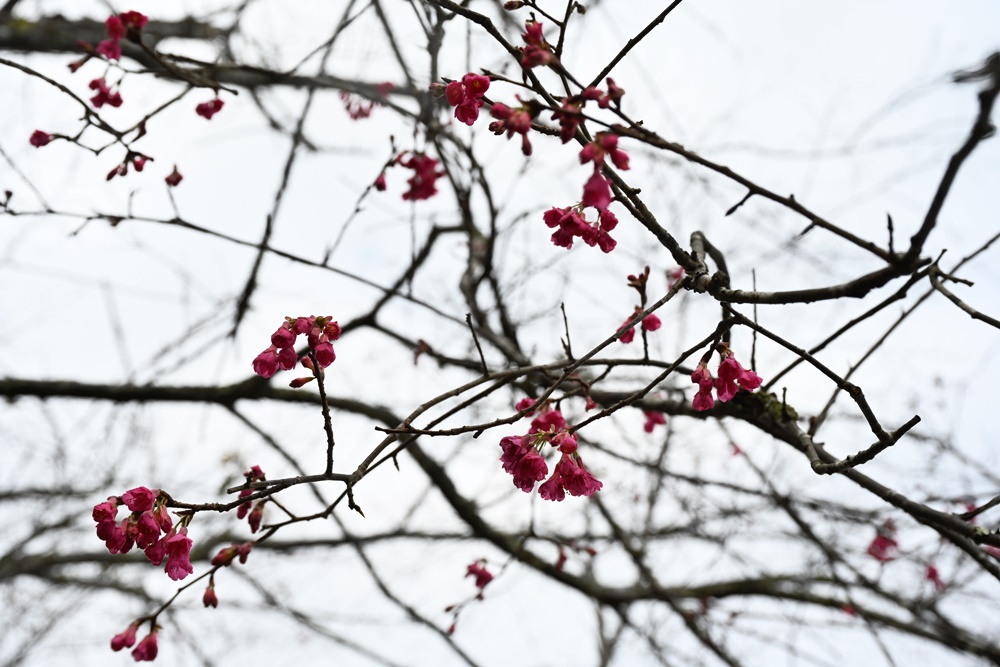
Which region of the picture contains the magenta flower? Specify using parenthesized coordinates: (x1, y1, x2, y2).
(96, 39, 122, 61)
(642, 314, 661, 331)
(373, 172, 387, 191)
(529, 409, 567, 434)
(643, 411, 666, 433)
(581, 172, 612, 210)
(276, 346, 297, 370)
(716, 354, 762, 403)
(445, 73, 490, 125)
(399, 153, 444, 201)
(89, 77, 123, 108)
(499, 435, 548, 492)
(579, 133, 630, 171)
(134, 511, 160, 549)
(105, 15, 126, 41)
(691, 363, 715, 412)
(163, 527, 194, 581)
(313, 341, 336, 367)
(110, 623, 137, 651)
(466, 561, 494, 589)
(252, 347, 280, 378)
(866, 534, 898, 562)
(540, 453, 602, 501)
(29, 130, 53, 147)
(131, 631, 158, 662)
(195, 97, 224, 120)
(122, 487, 157, 512)
(248, 501, 264, 533)
(520, 20, 557, 68)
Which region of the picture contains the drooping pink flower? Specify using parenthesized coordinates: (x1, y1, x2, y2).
(96, 39, 122, 61)
(499, 435, 548, 492)
(579, 133, 630, 171)
(552, 98, 582, 143)
(154, 503, 172, 533)
(29, 130, 53, 147)
(642, 314, 661, 331)
(271, 325, 295, 348)
(165, 166, 183, 187)
(134, 511, 161, 549)
(465, 561, 493, 589)
(716, 354, 762, 403)
(203, 583, 219, 608)
(122, 486, 157, 513)
(195, 97, 224, 120)
(110, 623, 137, 651)
(252, 347, 279, 378)
(530, 409, 567, 434)
(540, 453, 602, 501)
(691, 363, 715, 411)
(144, 534, 168, 566)
(163, 527, 194, 581)
(276, 346, 297, 370)
(399, 153, 444, 201)
(93, 497, 119, 524)
(313, 341, 336, 367)
(538, 472, 566, 502)
(131, 631, 158, 662)
(445, 73, 490, 125)
(643, 411, 666, 433)
(488, 102, 535, 156)
(618, 320, 636, 344)
(520, 20, 557, 68)
(866, 532, 898, 563)
(373, 172, 387, 191)
(89, 78, 123, 108)
(599, 77, 625, 108)
(105, 15, 126, 41)
(581, 172, 612, 210)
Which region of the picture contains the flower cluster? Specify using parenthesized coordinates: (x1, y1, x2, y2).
(93, 486, 194, 581)
(551, 78, 625, 144)
(111, 624, 158, 661)
(398, 152, 445, 201)
(690, 345, 762, 411)
(542, 204, 618, 252)
(89, 77, 123, 109)
(195, 97, 224, 120)
(236, 464, 267, 533)
(499, 406, 602, 501)
(97, 10, 148, 62)
(489, 100, 537, 156)
(618, 308, 661, 344)
(520, 20, 557, 68)
(446, 73, 490, 125)
(252, 315, 340, 380)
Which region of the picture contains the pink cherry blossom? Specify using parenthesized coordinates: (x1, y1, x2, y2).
(691, 363, 715, 412)
(715, 354, 762, 403)
(642, 314, 661, 331)
(313, 341, 336, 367)
(488, 102, 535, 156)
(252, 347, 279, 378)
(529, 409, 567, 434)
(466, 561, 494, 589)
(96, 39, 122, 61)
(89, 78, 123, 108)
(131, 631, 158, 662)
(110, 623, 137, 651)
(122, 486, 157, 512)
(581, 172, 612, 210)
(195, 97, 224, 119)
(399, 153, 444, 201)
(163, 527, 194, 581)
(643, 411, 666, 433)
